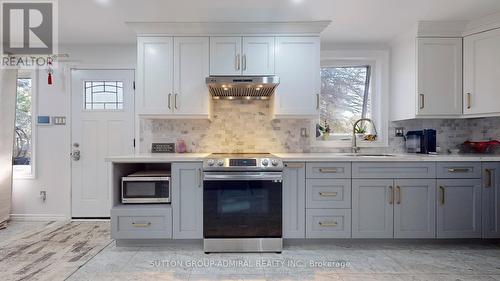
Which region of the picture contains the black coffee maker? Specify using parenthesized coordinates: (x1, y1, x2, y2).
(405, 129, 437, 154)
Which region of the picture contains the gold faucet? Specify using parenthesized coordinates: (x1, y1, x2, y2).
(352, 118, 378, 153)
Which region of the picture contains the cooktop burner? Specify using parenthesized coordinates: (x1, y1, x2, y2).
(203, 153, 283, 171)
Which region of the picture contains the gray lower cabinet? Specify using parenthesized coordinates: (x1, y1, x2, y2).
(306, 209, 351, 238)
(172, 162, 203, 239)
(482, 162, 500, 238)
(436, 179, 482, 238)
(352, 179, 393, 238)
(393, 179, 436, 238)
(306, 162, 351, 179)
(282, 162, 306, 238)
(306, 179, 351, 209)
(111, 205, 172, 239)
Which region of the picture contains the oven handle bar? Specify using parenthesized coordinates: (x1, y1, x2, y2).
(203, 172, 283, 181)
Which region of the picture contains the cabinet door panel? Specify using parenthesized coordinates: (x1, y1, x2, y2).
(210, 37, 241, 75)
(464, 28, 500, 115)
(417, 38, 462, 116)
(173, 37, 210, 116)
(242, 37, 275, 75)
(436, 179, 481, 238)
(282, 163, 306, 238)
(274, 37, 320, 117)
(172, 163, 203, 239)
(394, 179, 436, 238)
(137, 37, 173, 114)
(352, 179, 394, 238)
(482, 162, 500, 238)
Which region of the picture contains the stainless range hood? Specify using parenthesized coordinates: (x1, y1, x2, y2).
(205, 76, 279, 99)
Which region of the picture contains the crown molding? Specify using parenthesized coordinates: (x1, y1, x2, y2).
(463, 11, 500, 36)
(125, 21, 331, 36)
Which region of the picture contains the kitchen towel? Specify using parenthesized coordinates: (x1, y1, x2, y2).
(0, 69, 18, 229)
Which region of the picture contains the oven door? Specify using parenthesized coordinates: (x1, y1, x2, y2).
(121, 177, 171, 203)
(203, 172, 282, 238)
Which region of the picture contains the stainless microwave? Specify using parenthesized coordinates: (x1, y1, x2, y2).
(121, 171, 171, 204)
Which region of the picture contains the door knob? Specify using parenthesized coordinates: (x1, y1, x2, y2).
(71, 150, 81, 161)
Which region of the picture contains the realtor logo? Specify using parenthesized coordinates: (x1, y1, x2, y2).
(2, 1, 53, 54)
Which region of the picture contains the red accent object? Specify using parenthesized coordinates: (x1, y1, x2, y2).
(463, 140, 500, 153)
(47, 73, 53, 85)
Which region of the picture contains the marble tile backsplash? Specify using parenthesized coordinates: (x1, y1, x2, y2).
(140, 100, 500, 153)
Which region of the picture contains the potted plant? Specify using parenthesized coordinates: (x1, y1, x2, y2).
(354, 123, 367, 140)
(318, 120, 331, 140)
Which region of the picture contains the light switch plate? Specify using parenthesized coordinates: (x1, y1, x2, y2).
(52, 116, 66, 125)
(37, 116, 51, 125)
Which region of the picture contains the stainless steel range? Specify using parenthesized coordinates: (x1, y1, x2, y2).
(202, 153, 283, 253)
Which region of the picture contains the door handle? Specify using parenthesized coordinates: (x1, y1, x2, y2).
(485, 169, 493, 188)
(439, 186, 445, 205)
(419, 94, 425, 109)
(388, 186, 393, 204)
(168, 93, 172, 109)
(174, 94, 178, 110)
(466, 93, 471, 109)
(242, 54, 247, 71)
(71, 150, 81, 161)
(396, 186, 401, 205)
(236, 54, 240, 71)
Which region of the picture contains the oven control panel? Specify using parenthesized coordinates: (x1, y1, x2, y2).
(203, 154, 283, 171)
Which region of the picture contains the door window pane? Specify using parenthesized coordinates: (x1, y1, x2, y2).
(84, 81, 123, 110)
(13, 78, 33, 177)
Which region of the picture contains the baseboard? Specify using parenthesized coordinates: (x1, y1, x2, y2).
(9, 213, 69, 221)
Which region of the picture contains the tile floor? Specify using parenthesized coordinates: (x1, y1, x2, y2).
(2, 221, 500, 281)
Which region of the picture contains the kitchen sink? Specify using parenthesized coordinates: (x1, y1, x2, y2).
(343, 153, 397, 157)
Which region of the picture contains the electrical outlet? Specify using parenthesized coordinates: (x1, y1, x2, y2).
(395, 127, 405, 137)
(300, 128, 308, 137)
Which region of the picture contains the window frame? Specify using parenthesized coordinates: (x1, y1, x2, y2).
(13, 70, 37, 179)
(311, 50, 389, 148)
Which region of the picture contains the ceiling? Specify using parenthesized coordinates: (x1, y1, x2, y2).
(59, 0, 500, 45)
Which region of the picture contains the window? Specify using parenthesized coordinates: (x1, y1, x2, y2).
(318, 65, 372, 138)
(13, 73, 35, 178)
(84, 81, 123, 110)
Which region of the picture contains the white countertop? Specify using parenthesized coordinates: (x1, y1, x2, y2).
(106, 152, 500, 163)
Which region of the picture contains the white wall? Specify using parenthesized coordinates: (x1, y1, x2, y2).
(11, 44, 136, 220)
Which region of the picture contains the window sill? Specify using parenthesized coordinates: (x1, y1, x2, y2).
(310, 139, 388, 148)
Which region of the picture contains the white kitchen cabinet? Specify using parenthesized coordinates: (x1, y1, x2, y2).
(209, 36, 275, 76)
(436, 179, 482, 238)
(242, 37, 275, 75)
(172, 163, 203, 239)
(209, 37, 242, 76)
(137, 36, 210, 118)
(482, 163, 500, 238)
(273, 36, 320, 118)
(463, 28, 500, 117)
(173, 37, 210, 116)
(137, 37, 174, 115)
(416, 38, 462, 116)
(282, 163, 306, 238)
(390, 34, 463, 120)
(352, 179, 394, 238)
(393, 179, 436, 238)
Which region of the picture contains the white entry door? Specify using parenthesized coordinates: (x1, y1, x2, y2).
(71, 69, 135, 218)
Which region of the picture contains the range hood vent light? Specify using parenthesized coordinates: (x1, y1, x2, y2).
(206, 76, 279, 99)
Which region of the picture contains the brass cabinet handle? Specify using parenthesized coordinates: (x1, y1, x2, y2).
(236, 54, 240, 70)
(285, 163, 304, 169)
(448, 168, 471, 173)
(485, 169, 493, 188)
(466, 93, 471, 109)
(132, 222, 151, 228)
(388, 186, 393, 204)
(319, 221, 338, 227)
(439, 186, 445, 205)
(242, 54, 247, 71)
(319, 192, 338, 197)
(419, 94, 425, 109)
(168, 93, 172, 109)
(174, 94, 178, 110)
(319, 168, 338, 173)
(396, 186, 401, 205)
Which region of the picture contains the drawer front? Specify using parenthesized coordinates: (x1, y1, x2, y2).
(306, 179, 351, 209)
(306, 209, 351, 238)
(436, 162, 481, 178)
(352, 162, 436, 179)
(306, 162, 351, 179)
(111, 207, 172, 239)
